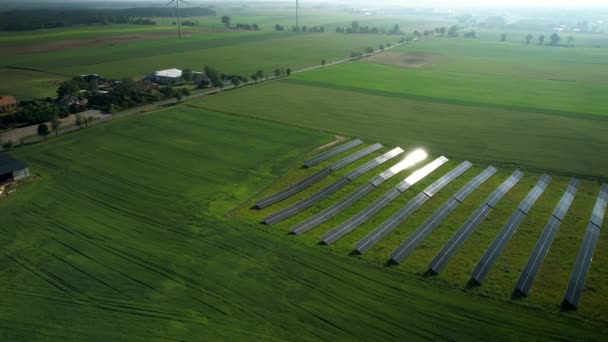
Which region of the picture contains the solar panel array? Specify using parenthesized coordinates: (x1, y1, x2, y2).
(318, 157, 450, 244)
(303, 139, 363, 168)
(355, 161, 473, 254)
(515, 178, 579, 296)
(470, 174, 551, 285)
(263, 148, 403, 224)
(390, 166, 497, 264)
(255, 143, 382, 209)
(563, 183, 608, 309)
(292, 156, 448, 236)
(428, 170, 524, 274)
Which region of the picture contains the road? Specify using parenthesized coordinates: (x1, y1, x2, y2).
(1, 38, 420, 147)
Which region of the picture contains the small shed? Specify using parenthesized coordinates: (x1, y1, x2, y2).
(0, 151, 30, 183)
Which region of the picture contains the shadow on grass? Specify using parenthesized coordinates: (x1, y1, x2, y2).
(466, 278, 481, 289)
(511, 288, 528, 301)
(423, 269, 438, 278)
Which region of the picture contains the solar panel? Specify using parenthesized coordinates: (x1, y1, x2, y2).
(391, 167, 496, 263)
(303, 138, 363, 168)
(452, 166, 497, 203)
(329, 143, 383, 171)
(355, 162, 472, 254)
(429, 204, 493, 274)
(291, 183, 375, 235)
(424, 161, 473, 197)
(471, 210, 526, 284)
(518, 174, 551, 215)
(263, 177, 350, 225)
(429, 170, 523, 274)
(401, 156, 449, 188)
(486, 170, 524, 208)
(321, 188, 402, 245)
(590, 183, 608, 228)
(553, 178, 580, 222)
(515, 216, 562, 296)
(563, 222, 601, 309)
(355, 193, 430, 254)
(391, 198, 460, 263)
(256, 168, 333, 208)
(346, 147, 403, 181)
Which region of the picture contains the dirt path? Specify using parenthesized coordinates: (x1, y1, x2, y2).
(314, 135, 347, 152)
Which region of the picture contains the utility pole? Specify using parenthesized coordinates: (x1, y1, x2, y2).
(177, 0, 182, 39)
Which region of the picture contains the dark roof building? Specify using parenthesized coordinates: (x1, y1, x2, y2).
(0, 151, 30, 183)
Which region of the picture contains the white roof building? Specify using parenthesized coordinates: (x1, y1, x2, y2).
(154, 68, 182, 78)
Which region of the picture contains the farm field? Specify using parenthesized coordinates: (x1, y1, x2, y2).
(0, 8, 449, 100)
(190, 38, 608, 177)
(1, 105, 606, 340)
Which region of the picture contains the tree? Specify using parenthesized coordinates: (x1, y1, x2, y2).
(500, 33, 507, 42)
(550, 33, 561, 46)
(37, 123, 49, 140)
(447, 25, 459, 37)
(204, 66, 223, 87)
(538, 34, 545, 45)
(57, 80, 80, 98)
(253, 24, 259, 30)
(275, 24, 284, 31)
(221, 16, 231, 28)
(525, 34, 534, 44)
(273, 68, 282, 77)
(391, 24, 401, 35)
(256, 69, 264, 79)
(50, 115, 61, 137)
(182, 69, 193, 83)
(75, 113, 84, 129)
(321, 59, 327, 67)
(286, 68, 292, 76)
(351, 21, 360, 33)
(379, 44, 385, 51)
(2, 140, 13, 150)
(413, 30, 422, 39)
(566, 35, 574, 47)
(180, 88, 191, 100)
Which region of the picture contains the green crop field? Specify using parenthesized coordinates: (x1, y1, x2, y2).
(190, 38, 608, 178)
(0, 7, 449, 101)
(1, 106, 606, 340)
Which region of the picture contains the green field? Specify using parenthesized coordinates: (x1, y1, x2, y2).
(190, 38, 608, 178)
(0, 8, 450, 100)
(1, 106, 606, 340)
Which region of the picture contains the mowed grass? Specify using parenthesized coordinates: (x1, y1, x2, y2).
(3, 106, 605, 340)
(241, 154, 608, 322)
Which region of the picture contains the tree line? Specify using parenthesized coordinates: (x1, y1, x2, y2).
(220, 17, 259, 31)
(0, 7, 215, 31)
(335, 22, 402, 35)
(501, 33, 575, 47)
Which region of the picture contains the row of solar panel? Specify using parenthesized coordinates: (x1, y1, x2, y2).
(263, 147, 403, 224)
(320, 157, 452, 245)
(303, 138, 363, 168)
(255, 143, 382, 208)
(292, 155, 448, 235)
(260, 141, 607, 309)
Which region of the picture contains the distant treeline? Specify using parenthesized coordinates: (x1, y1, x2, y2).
(0, 7, 216, 31)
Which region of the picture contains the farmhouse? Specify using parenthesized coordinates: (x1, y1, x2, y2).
(0, 151, 30, 183)
(58, 95, 88, 107)
(0, 96, 17, 113)
(148, 68, 183, 85)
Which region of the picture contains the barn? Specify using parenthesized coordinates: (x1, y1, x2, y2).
(0, 151, 30, 183)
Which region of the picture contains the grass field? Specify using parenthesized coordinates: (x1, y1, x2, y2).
(0, 8, 450, 100)
(190, 38, 608, 178)
(1, 105, 606, 340)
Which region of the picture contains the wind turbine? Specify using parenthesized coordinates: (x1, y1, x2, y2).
(166, 0, 190, 39)
(296, 0, 300, 32)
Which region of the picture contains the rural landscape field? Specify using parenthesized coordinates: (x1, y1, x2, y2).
(1, 0, 607, 340)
